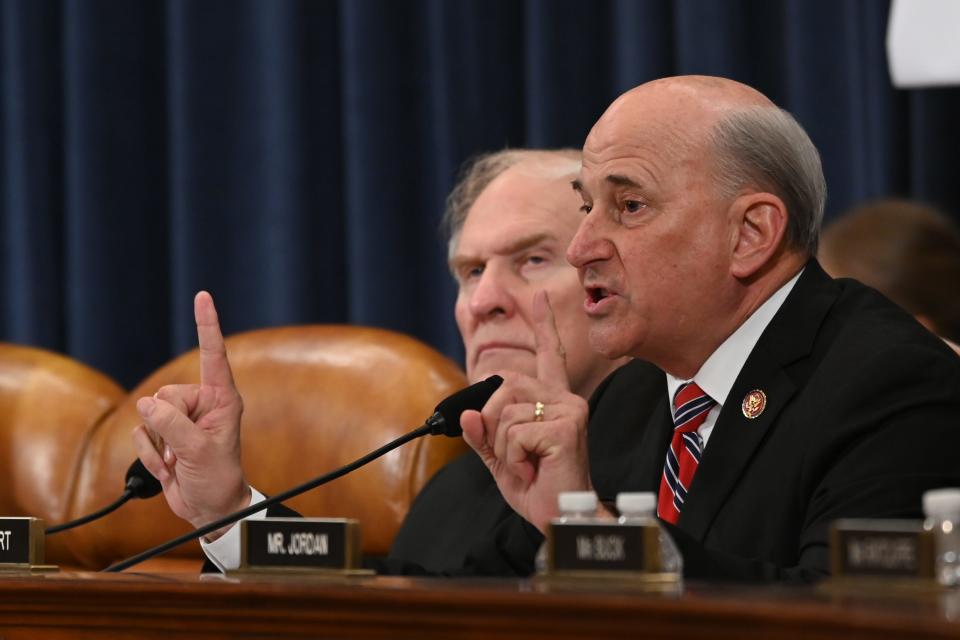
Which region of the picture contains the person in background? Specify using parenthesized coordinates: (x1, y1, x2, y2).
(388, 149, 630, 573)
(819, 199, 960, 353)
(131, 149, 629, 574)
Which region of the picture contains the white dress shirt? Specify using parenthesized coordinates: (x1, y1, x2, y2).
(201, 487, 267, 572)
(665, 270, 801, 447)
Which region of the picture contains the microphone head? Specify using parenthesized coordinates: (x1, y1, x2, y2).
(427, 374, 503, 437)
(125, 458, 163, 499)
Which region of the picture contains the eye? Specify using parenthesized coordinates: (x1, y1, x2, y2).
(457, 264, 483, 284)
(624, 200, 646, 214)
(519, 253, 549, 274)
(579, 203, 593, 214)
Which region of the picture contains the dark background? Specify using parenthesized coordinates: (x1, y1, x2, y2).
(2, 0, 959, 389)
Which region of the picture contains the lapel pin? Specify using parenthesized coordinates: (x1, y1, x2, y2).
(741, 389, 767, 419)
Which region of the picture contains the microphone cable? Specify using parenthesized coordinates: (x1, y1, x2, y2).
(46, 459, 162, 535)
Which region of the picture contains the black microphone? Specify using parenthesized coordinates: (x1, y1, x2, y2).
(104, 375, 503, 572)
(426, 374, 503, 436)
(125, 458, 163, 499)
(45, 459, 163, 535)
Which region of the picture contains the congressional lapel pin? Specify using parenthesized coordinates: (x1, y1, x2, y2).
(741, 389, 767, 419)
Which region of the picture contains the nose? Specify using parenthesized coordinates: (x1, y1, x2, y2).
(566, 210, 611, 269)
(468, 263, 516, 319)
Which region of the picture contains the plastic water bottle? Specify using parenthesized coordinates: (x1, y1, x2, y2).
(616, 492, 683, 576)
(557, 491, 598, 523)
(535, 491, 599, 572)
(923, 488, 960, 586)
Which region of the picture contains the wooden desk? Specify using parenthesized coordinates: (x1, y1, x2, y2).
(0, 572, 959, 639)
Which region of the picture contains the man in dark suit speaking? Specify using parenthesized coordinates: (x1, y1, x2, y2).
(461, 75, 960, 581)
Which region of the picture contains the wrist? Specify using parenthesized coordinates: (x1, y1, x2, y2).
(194, 484, 253, 541)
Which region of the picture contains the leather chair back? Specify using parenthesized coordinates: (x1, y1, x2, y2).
(64, 325, 468, 570)
(0, 343, 124, 565)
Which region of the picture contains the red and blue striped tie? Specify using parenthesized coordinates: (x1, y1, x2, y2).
(658, 382, 716, 524)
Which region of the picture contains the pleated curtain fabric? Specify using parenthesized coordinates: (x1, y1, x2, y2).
(1, 0, 958, 388)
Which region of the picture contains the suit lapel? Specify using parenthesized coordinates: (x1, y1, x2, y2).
(676, 260, 840, 541)
(677, 346, 797, 539)
(637, 392, 673, 491)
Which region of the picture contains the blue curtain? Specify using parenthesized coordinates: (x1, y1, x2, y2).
(2, 0, 959, 388)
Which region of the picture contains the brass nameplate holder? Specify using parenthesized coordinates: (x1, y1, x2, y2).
(827, 519, 936, 591)
(234, 518, 371, 575)
(0, 517, 57, 573)
(540, 521, 679, 588)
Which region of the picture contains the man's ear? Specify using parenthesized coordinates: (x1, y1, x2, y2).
(728, 192, 789, 279)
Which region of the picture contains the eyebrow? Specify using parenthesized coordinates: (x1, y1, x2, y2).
(571, 175, 645, 192)
(605, 174, 644, 189)
(449, 232, 554, 271)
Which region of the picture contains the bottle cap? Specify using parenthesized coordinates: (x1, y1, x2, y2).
(616, 492, 656, 515)
(557, 491, 597, 514)
(923, 488, 960, 518)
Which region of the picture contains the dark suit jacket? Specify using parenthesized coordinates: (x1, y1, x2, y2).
(588, 260, 960, 580)
(391, 261, 960, 581)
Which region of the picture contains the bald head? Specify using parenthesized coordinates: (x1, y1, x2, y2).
(602, 75, 773, 115)
(588, 77, 771, 154)
(585, 75, 825, 256)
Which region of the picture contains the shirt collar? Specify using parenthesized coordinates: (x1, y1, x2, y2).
(666, 269, 803, 409)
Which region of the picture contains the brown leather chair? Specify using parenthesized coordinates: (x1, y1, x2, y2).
(64, 325, 469, 571)
(0, 342, 125, 566)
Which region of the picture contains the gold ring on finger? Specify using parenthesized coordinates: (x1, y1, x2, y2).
(534, 401, 545, 422)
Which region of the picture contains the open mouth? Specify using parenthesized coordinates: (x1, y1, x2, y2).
(588, 287, 610, 303)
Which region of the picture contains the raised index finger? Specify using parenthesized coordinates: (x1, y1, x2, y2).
(194, 291, 236, 389)
(533, 290, 571, 392)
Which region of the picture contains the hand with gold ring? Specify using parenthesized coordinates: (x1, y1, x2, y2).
(460, 291, 595, 533)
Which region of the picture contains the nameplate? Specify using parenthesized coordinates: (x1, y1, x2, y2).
(831, 519, 934, 579)
(240, 518, 361, 572)
(545, 522, 664, 576)
(0, 517, 45, 568)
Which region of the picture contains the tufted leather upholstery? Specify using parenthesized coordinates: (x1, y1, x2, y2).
(62, 325, 468, 571)
(0, 343, 125, 566)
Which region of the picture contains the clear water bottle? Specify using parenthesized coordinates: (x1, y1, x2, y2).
(923, 488, 960, 586)
(557, 491, 599, 523)
(616, 492, 683, 576)
(535, 491, 599, 572)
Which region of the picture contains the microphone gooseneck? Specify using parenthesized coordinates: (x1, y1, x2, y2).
(103, 376, 503, 573)
(45, 459, 163, 535)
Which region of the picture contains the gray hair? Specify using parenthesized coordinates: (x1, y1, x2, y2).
(442, 148, 581, 260)
(709, 106, 826, 256)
